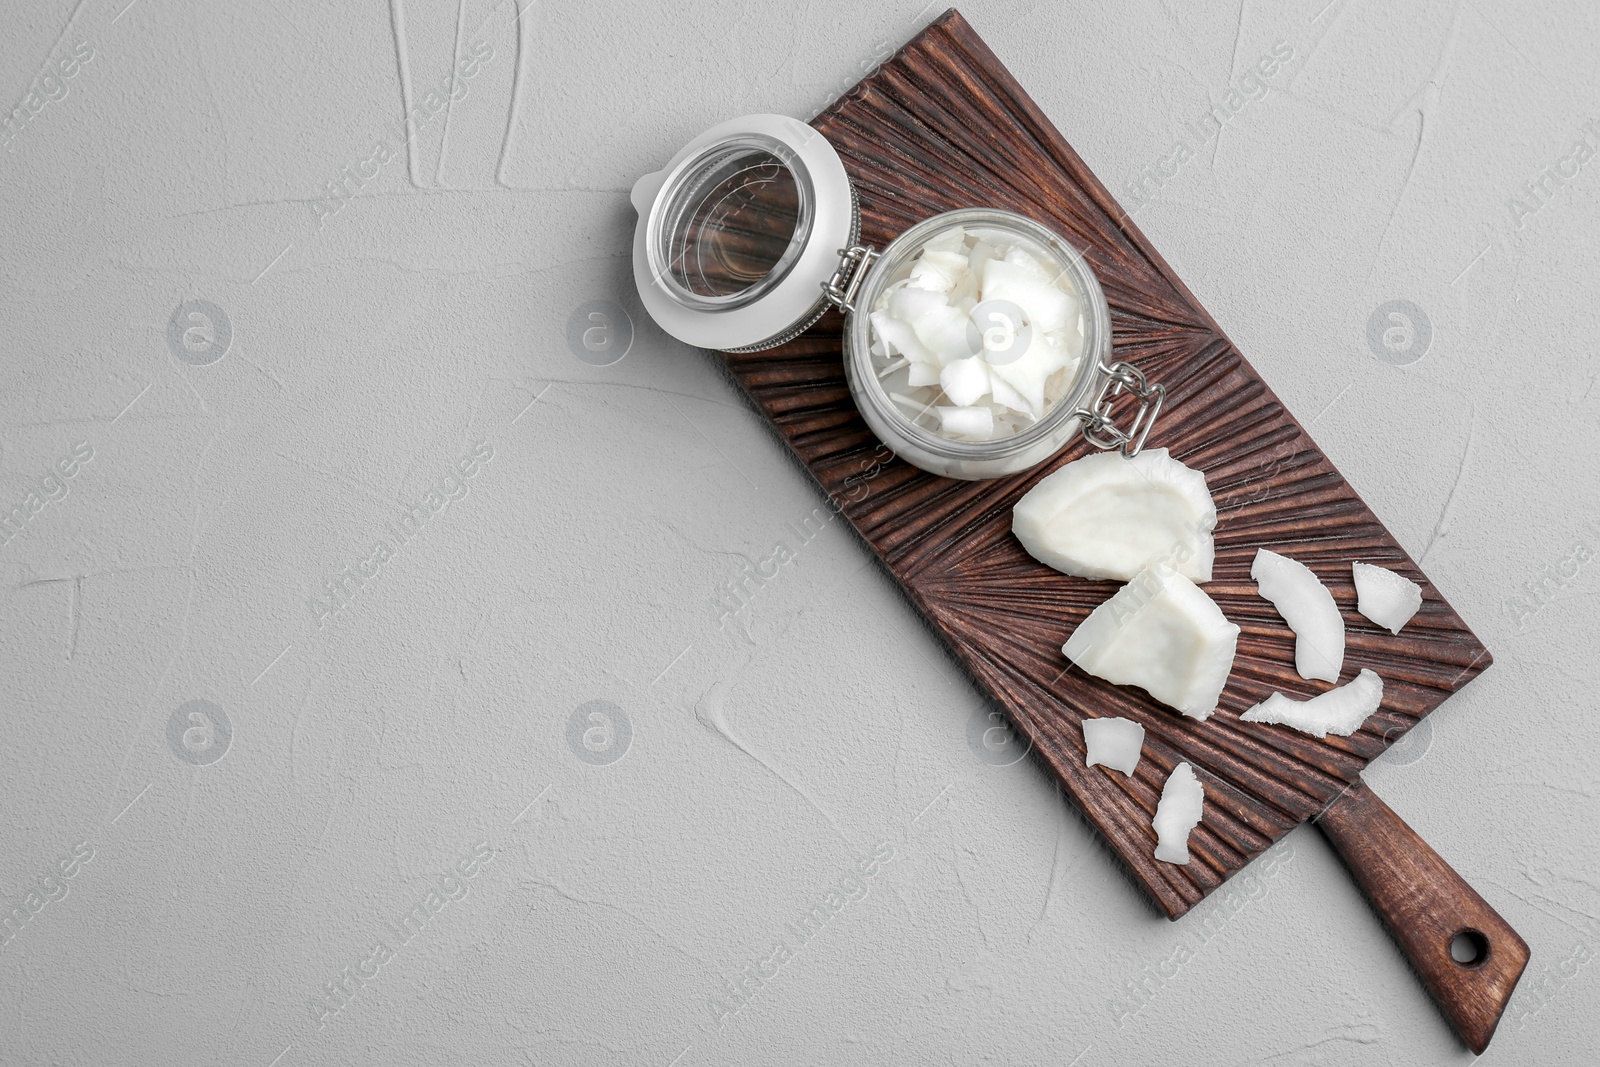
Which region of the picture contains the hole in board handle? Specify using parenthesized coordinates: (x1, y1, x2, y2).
(1449, 929, 1491, 968)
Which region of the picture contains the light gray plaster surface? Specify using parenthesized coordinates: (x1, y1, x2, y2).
(2, 0, 1596, 1064)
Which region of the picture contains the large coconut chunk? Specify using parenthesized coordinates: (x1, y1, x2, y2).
(1153, 762, 1205, 865)
(1352, 562, 1423, 635)
(1241, 669, 1385, 738)
(1251, 548, 1345, 683)
(1062, 561, 1239, 720)
(1013, 449, 1217, 582)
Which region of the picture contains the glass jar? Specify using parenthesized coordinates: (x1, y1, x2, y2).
(631, 114, 1163, 480)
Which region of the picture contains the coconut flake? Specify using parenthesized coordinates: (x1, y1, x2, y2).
(1062, 561, 1240, 720)
(939, 356, 991, 407)
(907, 249, 968, 292)
(869, 309, 936, 365)
(1001, 245, 1055, 284)
(967, 239, 1000, 280)
(1352, 562, 1423, 634)
(1241, 669, 1385, 738)
(910, 303, 973, 364)
(921, 225, 967, 253)
(982, 258, 1075, 333)
(1153, 762, 1204, 864)
(887, 285, 947, 324)
(988, 371, 1030, 414)
(937, 405, 994, 439)
(1082, 716, 1145, 775)
(906, 360, 941, 387)
(989, 332, 1062, 412)
(1252, 549, 1345, 683)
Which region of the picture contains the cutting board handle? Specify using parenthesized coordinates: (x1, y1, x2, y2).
(1315, 778, 1530, 1054)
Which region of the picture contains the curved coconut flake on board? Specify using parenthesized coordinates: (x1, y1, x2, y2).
(1241, 669, 1385, 738)
(1252, 548, 1345, 683)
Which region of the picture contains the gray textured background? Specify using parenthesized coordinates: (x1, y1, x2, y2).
(2, 0, 1597, 1064)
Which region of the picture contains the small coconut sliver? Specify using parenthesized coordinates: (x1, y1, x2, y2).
(1252, 548, 1345, 684)
(1352, 562, 1423, 634)
(1241, 669, 1385, 738)
(1153, 762, 1205, 865)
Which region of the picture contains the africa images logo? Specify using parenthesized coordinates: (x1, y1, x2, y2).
(707, 842, 895, 1032)
(308, 840, 495, 1029)
(1, 40, 94, 151)
(310, 41, 494, 231)
(566, 700, 632, 766)
(1366, 300, 1432, 366)
(0, 441, 93, 550)
(166, 700, 232, 766)
(166, 299, 232, 366)
(1123, 40, 1295, 208)
(0, 842, 94, 954)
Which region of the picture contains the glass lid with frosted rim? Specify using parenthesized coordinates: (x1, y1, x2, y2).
(631, 114, 858, 352)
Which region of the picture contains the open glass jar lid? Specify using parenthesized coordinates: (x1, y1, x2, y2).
(631, 114, 1163, 481)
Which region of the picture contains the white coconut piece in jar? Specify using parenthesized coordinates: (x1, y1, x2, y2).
(920, 225, 967, 253)
(982, 256, 1076, 333)
(1153, 762, 1205, 865)
(1082, 716, 1145, 775)
(1241, 669, 1385, 738)
(1251, 548, 1345, 683)
(886, 288, 967, 365)
(867, 227, 1085, 444)
(869, 308, 937, 366)
(912, 306, 972, 364)
(987, 330, 1071, 418)
(939, 356, 991, 407)
(908, 249, 968, 292)
(967, 238, 1001, 281)
(887, 284, 946, 326)
(989, 372, 1031, 415)
(1062, 561, 1239, 720)
(937, 405, 994, 440)
(1352, 562, 1423, 634)
(1012, 448, 1216, 582)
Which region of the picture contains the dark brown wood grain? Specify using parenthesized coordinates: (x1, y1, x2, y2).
(1318, 780, 1530, 1053)
(715, 10, 1494, 921)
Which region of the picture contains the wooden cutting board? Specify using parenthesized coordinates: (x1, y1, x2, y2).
(709, 9, 1525, 1050)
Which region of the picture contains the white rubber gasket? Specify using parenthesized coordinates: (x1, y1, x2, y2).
(631, 114, 853, 352)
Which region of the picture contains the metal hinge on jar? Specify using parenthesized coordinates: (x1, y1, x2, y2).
(820, 245, 881, 313)
(1076, 360, 1165, 458)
